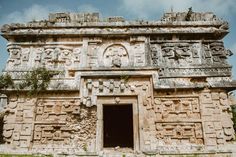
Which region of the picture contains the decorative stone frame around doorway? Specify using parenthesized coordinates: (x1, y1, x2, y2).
(96, 96, 139, 152)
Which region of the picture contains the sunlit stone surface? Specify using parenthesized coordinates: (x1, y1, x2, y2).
(0, 11, 235, 156)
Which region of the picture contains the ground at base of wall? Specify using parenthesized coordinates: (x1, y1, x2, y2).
(0, 142, 236, 157)
(0, 155, 52, 157)
(0, 152, 233, 157)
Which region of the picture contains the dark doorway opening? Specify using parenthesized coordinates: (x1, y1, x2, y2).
(103, 104, 133, 148)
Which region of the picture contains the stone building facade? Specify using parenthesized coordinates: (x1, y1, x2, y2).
(0, 12, 236, 156)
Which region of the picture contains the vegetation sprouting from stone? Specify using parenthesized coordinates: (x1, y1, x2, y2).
(231, 105, 236, 132)
(120, 75, 130, 83)
(19, 67, 59, 95)
(185, 7, 193, 21)
(0, 73, 14, 89)
(0, 68, 59, 95)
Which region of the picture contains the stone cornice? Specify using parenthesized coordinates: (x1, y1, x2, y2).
(1, 12, 228, 39)
(1, 25, 228, 39)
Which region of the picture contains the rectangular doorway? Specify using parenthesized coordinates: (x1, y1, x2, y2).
(103, 104, 134, 148)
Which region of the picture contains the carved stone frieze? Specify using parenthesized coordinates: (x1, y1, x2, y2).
(43, 46, 80, 69)
(133, 42, 146, 66)
(3, 96, 36, 148)
(35, 98, 81, 122)
(5, 45, 82, 70)
(32, 98, 96, 151)
(151, 43, 201, 67)
(141, 95, 203, 146)
(159, 67, 232, 78)
(200, 90, 235, 145)
(103, 44, 129, 67)
(154, 97, 200, 121)
(202, 42, 232, 65)
(87, 43, 99, 67)
(34, 48, 44, 66)
(155, 122, 203, 145)
(81, 77, 152, 108)
(6, 45, 22, 70)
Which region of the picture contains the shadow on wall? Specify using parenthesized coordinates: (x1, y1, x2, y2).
(0, 94, 7, 144)
(0, 112, 4, 144)
(232, 105, 236, 132)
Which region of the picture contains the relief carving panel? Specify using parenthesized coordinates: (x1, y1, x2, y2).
(7, 45, 22, 69)
(155, 122, 203, 145)
(3, 96, 36, 148)
(201, 91, 235, 145)
(33, 98, 96, 150)
(43, 46, 75, 69)
(82, 77, 152, 107)
(140, 96, 203, 147)
(151, 43, 201, 67)
(87, 43, 98, 67)
(151, 42, 232, 68)
(154, 97, 200, 121)
(133, 43, 146, 66)
(202, 42, 232, 65)
(7, 45, 82, 70)
(103, 44, 129, 67)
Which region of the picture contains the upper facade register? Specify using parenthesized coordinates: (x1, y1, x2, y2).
(0, 11, 235, 90)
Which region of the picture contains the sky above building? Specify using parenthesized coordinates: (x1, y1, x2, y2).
(0, 0, 235, 79)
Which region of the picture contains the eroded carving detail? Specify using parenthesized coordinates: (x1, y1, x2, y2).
(201, 91, 235, 145)
(7, 45, 22, 69)
(87, 44, 98, 67)
(3, 96, 35, 148)
(133, 43, 146, 66)
(162, 43, 192, 66)
(154, 97, 200, 121)
(161, 12, 219, 22)
(155, 123, 203, 145)
(103, 44, 129, 67)
(33, 98, 96, 151)
(202, 42, 232, 64)
(151, 43, 201, 67)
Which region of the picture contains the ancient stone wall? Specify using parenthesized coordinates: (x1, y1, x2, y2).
(0, 12, 235, 155)
(3, 94, 97, 153)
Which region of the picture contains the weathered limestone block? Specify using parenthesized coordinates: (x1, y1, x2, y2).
(144, 94, 204, 147)
(151, 42, 203, 67)
(161, 12, 219, 22)
(200, 92, 213, 104)
(103, 44, 129, 67)
(202, 42, 232, 65)
(132, 42, 146, 66)
(154, 97, 200, 121)
(5, 44, 84, 71)
(31, 97, 96, 151)
(3, 124, 14, 142)
(201, 90, 235, 146)
(2, 96, 36, 148)
(82, 77, 151, 99)
(49, 12, 99, 23)
(155, 122, 203, 145)
(6, 45, 22, 70)
(34, 48, 43, 62)
(21, 48, 30, 64)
